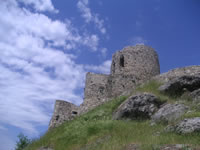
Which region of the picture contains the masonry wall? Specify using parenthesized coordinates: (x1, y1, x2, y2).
(84, 72, 110, 100)
(108, 74, 138, 98)
(49, 45, 161, 128)
(111, 45, 160, 80)
(49, 100, 78, 129)
(79, 72, 110, 114)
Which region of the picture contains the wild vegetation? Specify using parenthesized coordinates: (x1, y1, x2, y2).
(26, 80, 200, 150)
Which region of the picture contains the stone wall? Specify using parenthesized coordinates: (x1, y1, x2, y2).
(79, 72, 110, 114)
(49, 100, 78, 129)
(84, 72, 110, 100)
(79, 45, 160, 114)
(49, 45, 161, 128)
(111, 45, 160, 80)
(109, 45, 160, 98)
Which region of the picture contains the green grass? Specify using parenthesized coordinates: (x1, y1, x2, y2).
(26, 80, 200, 150)
(134, 80, 172, 103)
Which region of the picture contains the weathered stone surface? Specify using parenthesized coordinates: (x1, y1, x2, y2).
(79, 73, 110, 114)
(158, 75, 200, 97)
(124, 144, 140, 150)
(50, 45, 161, 128)
(153, 66, 200, 84)
(111, 45, 160, 78)
(84, 72, 110, 101)
(80, 45, 160, 114)
(37, 147, 53, 150)
(113, 93, 163, 120)
(108, 74, 139, 98)
(159, 144, 192, 150)
(151, 103, 188, 123)
(49, 100, 78, 129)
(189, 89, 200, 103)
(175, 117, 200, 134)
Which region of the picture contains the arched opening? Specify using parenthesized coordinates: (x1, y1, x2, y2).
(120, 55, 124, 67)
(55, 115, 59, 121)
(72, 111, 78, 115)
(112, 61, 115, 73)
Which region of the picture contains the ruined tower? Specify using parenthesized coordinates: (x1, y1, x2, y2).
(111, 45, 160, 78)
(79, 45, 160, 113)
(49, 45, 160, 128)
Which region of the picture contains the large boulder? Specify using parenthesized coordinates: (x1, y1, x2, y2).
(151, 103, 189, 124)
(113, 93, 163, 120)
(158, 75, 200, 97)
(189, 89, 200, 103)
(175, 117, 200, 134)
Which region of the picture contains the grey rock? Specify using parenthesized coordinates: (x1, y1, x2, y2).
(165, 125, 176, 132)
(189, 89, 200, 103)
(175, 117, 200, 134)
(151, 103, 189, 124)
(123, 144, 140, 150)
(153, 65, 200, 84)
(158, 75, 200, 97)
(37, 147, 53, 150)
(113, 93, 163, 120)
(159, 144, 192, 150)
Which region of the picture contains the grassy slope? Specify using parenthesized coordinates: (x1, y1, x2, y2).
(27, 80, 200, 150)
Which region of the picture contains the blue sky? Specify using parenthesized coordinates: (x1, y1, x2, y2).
(0, 0, 200, 149)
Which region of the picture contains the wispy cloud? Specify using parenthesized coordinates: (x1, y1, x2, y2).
(130, 36, 147, 45)
(85, 60, 111, 74)
(100, 48, 107, 58)
(17, 0, 58, 13)
(0, 2, 110, 147)
(77, 0, 106, 34)
(0, 0, 107, 136)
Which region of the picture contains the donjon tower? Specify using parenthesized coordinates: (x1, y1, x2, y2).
(49, 45, 160, 128)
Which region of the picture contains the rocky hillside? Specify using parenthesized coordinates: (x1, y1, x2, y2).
(26, 67, 200, 150)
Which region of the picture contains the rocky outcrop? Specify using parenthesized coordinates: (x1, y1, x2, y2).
(189, 89, 200, 103)
(113, 93, 163, 120)
(153, 66, 200, 83)
(151, 103, 189, 124)
(159, 144, 192, 150)
(158, 75, 200, 97)
(175, 117, 200, 134)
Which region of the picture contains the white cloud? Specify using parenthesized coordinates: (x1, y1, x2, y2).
(82, 34, 99, 51)
(130, 36, 147, 45)
(77, 0, 92, 23)
(85, 60, 111, 74)
(77, 0, 106, 34)
(0, 1, 108, 146)
(101, 48, 107, 57)
(0, 0, 90, 135)
(17, 0, 58, 13)
(0, 0, 100, 50)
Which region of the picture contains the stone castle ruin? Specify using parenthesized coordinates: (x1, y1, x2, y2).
(49, 45, 160, 128)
